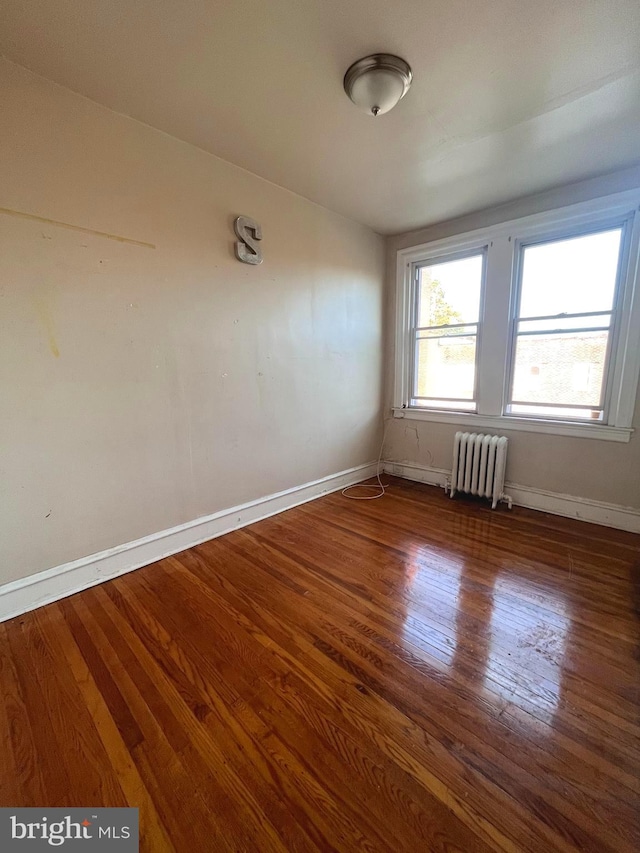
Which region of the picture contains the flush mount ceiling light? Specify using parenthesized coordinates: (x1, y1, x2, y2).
(343, 53, 412, 117)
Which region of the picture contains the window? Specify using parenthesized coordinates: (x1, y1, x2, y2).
(507, 228, 623, 422)
(412, 251, 484, 412)
(394, 190, 640, 442)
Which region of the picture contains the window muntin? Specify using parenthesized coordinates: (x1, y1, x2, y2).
(411, 252, 484, 411)
(506, 227, 624, 422)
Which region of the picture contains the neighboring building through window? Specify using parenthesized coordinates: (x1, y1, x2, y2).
(507, 228, 623, 422)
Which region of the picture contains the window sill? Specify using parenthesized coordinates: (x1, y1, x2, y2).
(391, 407, 633, 442)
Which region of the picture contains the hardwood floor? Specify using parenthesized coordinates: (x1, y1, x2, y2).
(1, 477, 638, 852)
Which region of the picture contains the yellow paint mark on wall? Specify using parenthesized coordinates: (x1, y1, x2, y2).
(34, 298, 60, 357)
(0, 206, 155, 249)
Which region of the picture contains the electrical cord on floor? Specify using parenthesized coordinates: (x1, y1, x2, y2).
(341, 418, 391, 501)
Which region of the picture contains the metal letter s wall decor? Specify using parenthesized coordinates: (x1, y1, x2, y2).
(234, 216, 263, 265)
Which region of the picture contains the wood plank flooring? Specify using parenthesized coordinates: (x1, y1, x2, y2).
(1, 477, 639, 851)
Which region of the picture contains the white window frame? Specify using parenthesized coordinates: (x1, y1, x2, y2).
(409, 246, 487, 411)
(393, 189, 640, 442)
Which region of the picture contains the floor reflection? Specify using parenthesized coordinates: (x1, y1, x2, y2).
(398, 522, 571, 726)
(399, 541, 463, 671)
(482, 575, 570, 724)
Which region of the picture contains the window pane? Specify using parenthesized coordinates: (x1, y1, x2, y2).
(511, 331, 608, 407)
(519, 229, 622, 318)
(412, 399, 476, 411)
(418, 254, 483, 327)
(415, 336, 476, 400)
(510, 403, 603, 420)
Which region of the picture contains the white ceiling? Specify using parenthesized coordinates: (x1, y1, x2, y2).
(2, 0, 640, 234)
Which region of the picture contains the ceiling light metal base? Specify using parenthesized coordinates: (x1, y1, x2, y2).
(343, 54, 412, 117)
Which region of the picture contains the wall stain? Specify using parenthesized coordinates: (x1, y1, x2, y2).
(404, 425, 420, 451)
(34, 298, 60, 357)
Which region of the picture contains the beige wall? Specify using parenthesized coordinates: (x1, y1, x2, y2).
(0, 61, 385, 584)
(384, 166, 640, 509)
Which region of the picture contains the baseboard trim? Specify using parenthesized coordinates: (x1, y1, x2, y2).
(383, 461, 640, 533)
(0, 462, 378, 624)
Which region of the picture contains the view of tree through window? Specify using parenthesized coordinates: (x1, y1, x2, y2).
(413, 254, 483, 410)
(421, 279, 463, 326)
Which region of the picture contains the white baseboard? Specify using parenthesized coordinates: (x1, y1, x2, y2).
(384, 461, 449, 488)
(0, 462, 378, 624)
(383, 461, 640, 533)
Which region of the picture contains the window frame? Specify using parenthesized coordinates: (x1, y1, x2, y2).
(504, 220, 628, 424)
(409, 246, 487, 411)
(393, 189, 640, 443)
